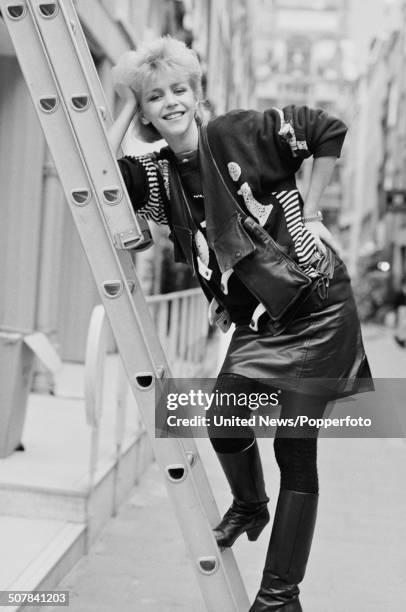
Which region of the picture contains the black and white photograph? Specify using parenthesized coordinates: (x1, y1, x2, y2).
(0, 1, 405, 611)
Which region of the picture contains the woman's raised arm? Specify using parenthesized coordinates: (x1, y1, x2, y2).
(108, 85, 137, 156)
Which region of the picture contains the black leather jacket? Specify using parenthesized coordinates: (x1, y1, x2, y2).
(167, 124, 336, 335)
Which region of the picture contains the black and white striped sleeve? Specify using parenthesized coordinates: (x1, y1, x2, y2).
(118, 154, 169, 226)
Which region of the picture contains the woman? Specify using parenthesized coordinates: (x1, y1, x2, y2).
(110, 36, 372, 611)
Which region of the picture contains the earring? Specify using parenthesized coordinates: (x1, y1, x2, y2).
(141, 116, 150, 125)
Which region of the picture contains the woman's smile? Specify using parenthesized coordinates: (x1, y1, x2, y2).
(162, 111, 185, 120)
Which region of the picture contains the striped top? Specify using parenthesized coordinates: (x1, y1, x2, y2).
(273, 190, 320, 278)
(119, 154, 320, 279)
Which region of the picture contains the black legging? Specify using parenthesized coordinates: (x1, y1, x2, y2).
(207, 374, 327, 494)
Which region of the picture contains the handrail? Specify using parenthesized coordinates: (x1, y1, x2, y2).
(84, 304, 108, 428)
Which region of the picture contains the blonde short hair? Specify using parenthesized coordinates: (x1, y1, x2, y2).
(112, 36, 204, 143)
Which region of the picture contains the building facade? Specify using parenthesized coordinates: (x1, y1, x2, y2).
(253, 0, 351, 227)
(342, 1, 406, 287)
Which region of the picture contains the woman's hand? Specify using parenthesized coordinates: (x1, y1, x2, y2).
(115, 83, 137, 106)
(109, 52, 139, 154)
(304, 220, 342, 257)
(302, 156, 342, 256)
(107, 85, 138, 156)
(111, 51, 138, 105)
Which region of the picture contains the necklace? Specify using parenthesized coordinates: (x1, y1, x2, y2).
(175, 148, 197, 157)
(175, 148, 198, 164)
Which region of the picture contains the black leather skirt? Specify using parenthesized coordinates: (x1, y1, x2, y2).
(219, 253, 373, 399)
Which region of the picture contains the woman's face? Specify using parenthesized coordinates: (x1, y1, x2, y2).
(140, 69, 198, 151)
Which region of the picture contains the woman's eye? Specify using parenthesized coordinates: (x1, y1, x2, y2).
(174, 88, 186, 94)
(149, 94, 161, 101)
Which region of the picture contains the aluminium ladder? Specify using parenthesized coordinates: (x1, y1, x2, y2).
(0, 1, 250, 610)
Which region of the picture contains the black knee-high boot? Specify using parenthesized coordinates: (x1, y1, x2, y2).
(249, 489, 318, 611)
(213, 439, 270, 548)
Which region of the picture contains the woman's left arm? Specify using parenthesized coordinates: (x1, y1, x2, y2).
(302, 156, 342, 256)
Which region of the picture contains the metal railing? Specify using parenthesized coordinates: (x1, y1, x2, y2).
(84, 287, 211, 505)
(146, 287, 210, 377)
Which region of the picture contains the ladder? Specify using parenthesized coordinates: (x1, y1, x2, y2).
(0, 1, 250, 610)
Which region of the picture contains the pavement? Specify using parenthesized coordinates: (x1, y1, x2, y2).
(49, 324, 406, 612)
